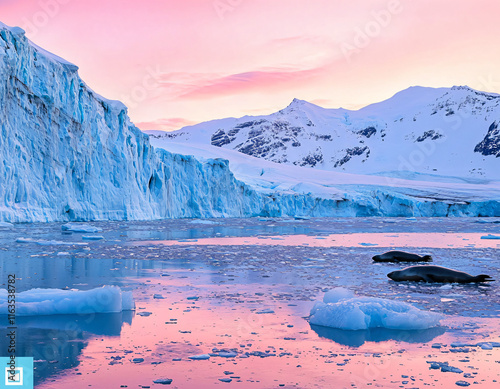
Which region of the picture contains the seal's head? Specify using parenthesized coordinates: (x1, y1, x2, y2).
(387, 270, 401, 281)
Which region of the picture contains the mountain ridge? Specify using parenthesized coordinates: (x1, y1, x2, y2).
(148, 85, 500, 179)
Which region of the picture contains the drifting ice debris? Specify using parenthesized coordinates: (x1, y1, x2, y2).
(480, 234, 500, 239)
(82, 235, 104, 240)
(0, 222, 13, 228)
(188, 354, 210, 360)
(310, 287, 442, 330)
(153, 378, 173, 385)
(16, 238, 87, 246)
(256, 309, 275, 314)
(62, 223, 103, 233)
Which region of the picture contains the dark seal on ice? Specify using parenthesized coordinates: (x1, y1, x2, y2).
(372, 251, 432, 262)
(387, 265, 494, 283)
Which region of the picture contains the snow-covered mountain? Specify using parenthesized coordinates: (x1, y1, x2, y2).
(149, 87, 500, 180)
(1, 21, 499, 222)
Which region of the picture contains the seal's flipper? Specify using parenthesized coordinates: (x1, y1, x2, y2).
(424, 273, 441, 283)
(475, 274, 494, 282)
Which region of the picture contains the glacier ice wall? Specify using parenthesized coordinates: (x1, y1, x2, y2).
(0, 24, 260, 222)
(0, 23, 499, 222)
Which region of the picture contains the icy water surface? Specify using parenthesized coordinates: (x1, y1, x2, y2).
(0, 217, 499, 388)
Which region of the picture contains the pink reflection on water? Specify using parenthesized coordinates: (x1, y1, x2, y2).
(36, 287, 500, 389)
(135, 233, 500, 249)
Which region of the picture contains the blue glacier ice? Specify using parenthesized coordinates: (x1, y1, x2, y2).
(310, 288, 442, 330)
(0, 286, 134, 316)
(1, 21, 499, 222)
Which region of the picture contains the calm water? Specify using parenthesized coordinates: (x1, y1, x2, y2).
(0, 217, 499, 388)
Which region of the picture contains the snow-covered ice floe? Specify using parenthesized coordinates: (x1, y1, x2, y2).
(309, 288, 442, 330)
(62, 223, 103, 233)
(0, 286, 134, 316)
(16, 238, 87, 246)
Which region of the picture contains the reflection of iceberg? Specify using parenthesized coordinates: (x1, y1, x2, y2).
(310, 324, 446, 347)
(0, 312, 133, 386)
(13, 311, 134, 336)
(0, 286, 134, 316)
(310, 288, 442, 330)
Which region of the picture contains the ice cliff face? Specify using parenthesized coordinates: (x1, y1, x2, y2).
(1, 22, 499, 221)
(0, 23, 259, 222)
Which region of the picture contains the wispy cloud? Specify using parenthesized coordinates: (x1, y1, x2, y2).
(157, 64, 329, 100)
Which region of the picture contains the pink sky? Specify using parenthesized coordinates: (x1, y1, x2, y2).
(1, 0, 500, 131)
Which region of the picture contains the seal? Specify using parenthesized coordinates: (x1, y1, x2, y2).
(387, 265, 494, 283)
(372, 251, 432, 262)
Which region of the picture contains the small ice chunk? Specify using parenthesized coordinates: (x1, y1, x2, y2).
(153, 294, 164, 299)
(188, 354, 210, 360)
(218, 352, 238, 358)
(480, 234, 500, 240)
(442, 365, 463, 373)
(153, 378, 173, 385)
(219, 378, 232, 383)
(137, 312, 152, 317)
(478, 343, 493, 350)
(455, 381, 470, 387)
(0, 222, 14, 228)
(310, 289, 442, 330)
(62, 223, 102, 233)
(256, 309, 275, 314)
(82, 235, 104, 240)
(56, 252, 70, 256)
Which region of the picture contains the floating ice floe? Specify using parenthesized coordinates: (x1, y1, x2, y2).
(82, 235, 104, 240)
(480, 234, 500, 239)
(0, 222, 14, 228)
(310, 287, 442, 330)
(61, 223, 103, 233)
(0, 286, 134, 316)
(153, 378, 173, 385)
(16, 237, 87, 246)
(188, 354, 210, 360)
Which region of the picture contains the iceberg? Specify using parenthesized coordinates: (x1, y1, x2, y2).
(309, 288, 442, 330)
(0, 286, 134, 316)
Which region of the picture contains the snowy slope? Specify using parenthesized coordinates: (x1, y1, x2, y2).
(149, 86, 500, 180)
(148, 138, 500, 217)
